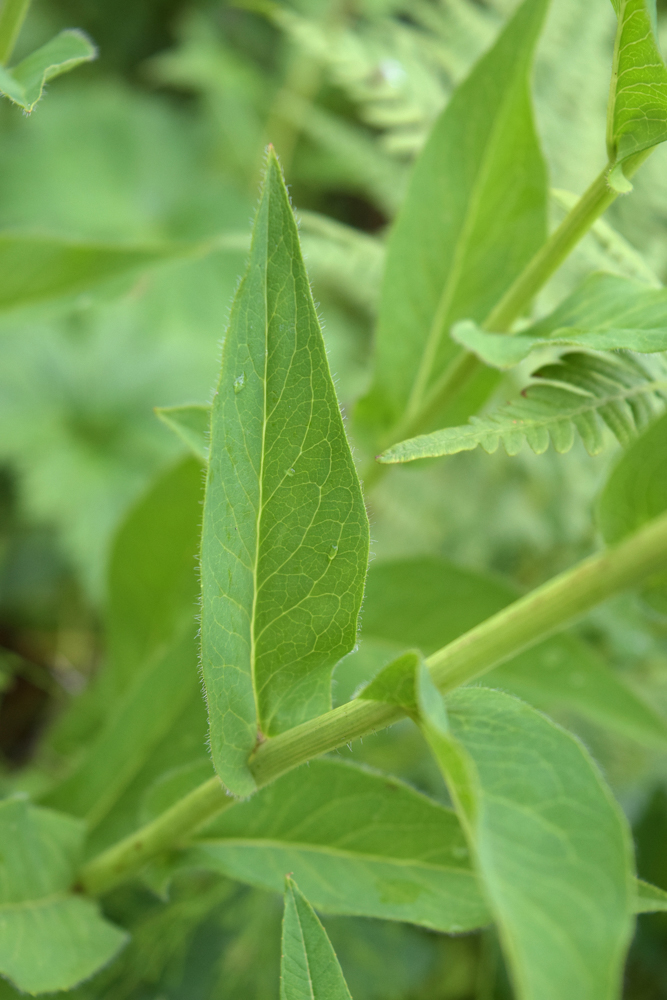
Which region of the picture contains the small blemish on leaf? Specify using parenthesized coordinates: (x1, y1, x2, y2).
(234, 373, 246, 394)
(328, 544, 338, 561)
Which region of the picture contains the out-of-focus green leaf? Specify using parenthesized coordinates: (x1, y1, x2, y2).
(200, 150, 369, 795)
(41, 626, 200, 827)
(356, 0, 548, 439)
(156, 405, 210, 463)
(42, 458, 205, 824)
(0, 796, 126, 994)
(0, 232, 200, 314)
(281, 878, 353, 1000)
(598, 410, 667, 612)
(607, 0, 667, 190)
(0, 30, 96, 113)
(417, 678, 634, 1000)
(349, 556, 667, 749)
(635, 878, 667, 913)
(453, 271, 667, 368)
(186, 759, 489, 933)
(379, 352, 667, 462)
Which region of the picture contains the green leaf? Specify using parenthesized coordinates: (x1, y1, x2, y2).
(598, 410, 667, 611)
(351, 557, 667, 750)
(106, 457, 203, 694)
(281, 878, 353, 1000)
(0, 30, 96, 113)
(453, 271, 667, 368)
(635, 878, 667, 913)
(156, 404, 210, 463)
(186, 758, 490, 933)
(0, 232, 198, 313)
(417, 679, 635, 1000)
(0, 796, 126, 994)
(379, 351, 667, 463)
(42, 626, 200, 828)
(200, 149, 369, 794)
(356, 0, 548, 438)
(607, 0, 667, 180)
(42, 459, 205, 827)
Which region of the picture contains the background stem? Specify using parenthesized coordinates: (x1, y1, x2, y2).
(371, 149, 653, 462)
(79, 507, 667, 895)
(0, 0, 30, 65)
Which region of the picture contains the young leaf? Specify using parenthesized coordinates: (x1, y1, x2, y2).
(200, 149, 369, 795)
(0, 30, 96, 113)
(416, 678, 635, 1000)
(156, 404, 210, 463)
(598, 410, 667, 611)
(607, 0, 667, 189)
(635, 878, 667, 913)
(453, 271, 667, 368)
(379, 352, 667, 462)
(185, 758, 489, 933)
(0, 796, 126, 994)
(281, 878, 353, 1000)
(356, 0, 548, 439)
(353, 557, 667, 750)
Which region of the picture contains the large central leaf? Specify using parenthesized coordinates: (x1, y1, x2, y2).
(200, 150, 369, 795)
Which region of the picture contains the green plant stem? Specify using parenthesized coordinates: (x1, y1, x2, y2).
(369, 150, 654, 468)
(0, 0, 30, 64)
(79, 776, 232, 896)
(79, 507, 667, 896)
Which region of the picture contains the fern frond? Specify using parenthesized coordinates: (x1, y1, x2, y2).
(378, 352, 667, 463)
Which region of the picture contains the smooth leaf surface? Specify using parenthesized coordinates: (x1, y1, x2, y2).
(607, 0, 667, 174)
(0, 30, 96, 112)
(42, 459, 205, 827)
(200, 150, 369, 794)
(0, 796, 126, 994)
(419, 682, 635, 1000)
(156, 404, 210, 463)
(379, 352, 667, 462)
(186, 759, 490, 933)
(356, 0, 548, 438)
(349, 557, 667, 749)
(281, 878, 353, 1000)
(635, 878, 667, 913)
(598, 410, 667, 611)
(0, 232, 197, 313)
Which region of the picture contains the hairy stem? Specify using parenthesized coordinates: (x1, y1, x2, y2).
(79, 507, 667, 895)
(0, 0, 30, 64)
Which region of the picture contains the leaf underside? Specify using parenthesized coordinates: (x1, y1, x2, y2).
(200, 150, 369, 795)
(379, 351, 667, 462)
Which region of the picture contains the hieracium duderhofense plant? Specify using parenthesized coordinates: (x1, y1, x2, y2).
(5, 1, 667, 998)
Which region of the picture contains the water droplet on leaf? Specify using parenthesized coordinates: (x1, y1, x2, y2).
(327, 544, 338, 561)
(234, 373, 246, 393)
(286, 468, 296, 477)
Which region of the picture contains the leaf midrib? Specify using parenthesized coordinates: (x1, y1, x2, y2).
(194, 836, 473, 874)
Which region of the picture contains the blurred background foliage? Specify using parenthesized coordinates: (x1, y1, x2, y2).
(1, 0, 667, 996)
